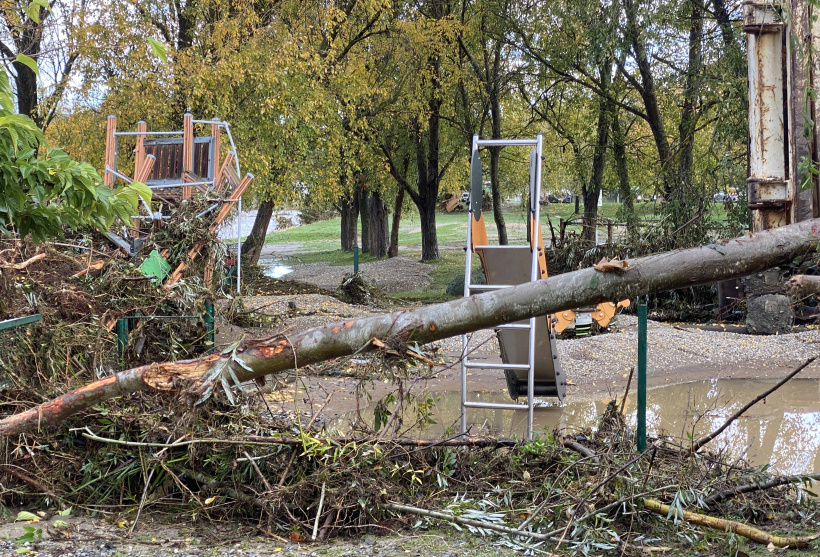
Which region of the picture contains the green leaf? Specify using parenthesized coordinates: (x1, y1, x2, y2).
(52, 520, 68, 528)
(23, 0, 49, 24)
(589, 274, 599, 290)
(147, 37, 168, 64)
(15, 511, 38, 522)
(57, 507, 72, 517)
(127, 181, 153, 206)
(13, 54, 39, 77)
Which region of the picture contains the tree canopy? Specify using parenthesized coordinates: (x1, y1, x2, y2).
(15, 0, 750, 256)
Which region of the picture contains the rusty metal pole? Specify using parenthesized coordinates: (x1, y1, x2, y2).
(743, 2, 796, 334)
(744, 2, 789, 231)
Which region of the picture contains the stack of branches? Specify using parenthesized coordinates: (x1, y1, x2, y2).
(1, 351, 818, 554)
(0, 200, 231, 402)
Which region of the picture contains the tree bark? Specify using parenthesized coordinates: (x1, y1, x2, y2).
(786, 274, 820, 295)
(339, 193, 359, 252)
(611, 109, 633, 213)
(418, 197, 439, 261)
(388, 187, 404, 258)
(368, 190, 389, 257)
(581, 62, 613, 244)
(240, 199, 275, 266)
(489, 145, 507, 245)
(2, 219, 819, 436)
(358, 178, 370, 254)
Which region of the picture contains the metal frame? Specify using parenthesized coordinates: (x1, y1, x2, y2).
(0, 314, 42, 332)
(104, 116, 245, 294)
(461, 134, 543, 440)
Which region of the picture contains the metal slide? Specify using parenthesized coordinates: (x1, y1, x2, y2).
(460, 134, 566, 440)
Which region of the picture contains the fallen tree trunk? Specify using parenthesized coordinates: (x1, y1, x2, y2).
(786, 274, 820, 295)
(2, 219, 820, 436)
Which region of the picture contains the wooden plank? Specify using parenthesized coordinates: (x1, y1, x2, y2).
(135, 154, 156, 183)
(164, 173, 254, 289)
(203, 261, 214, 288)
(134, 121, 146, 180)
(223, 165, 240, 191)
(182, 113, 193, 200)
(214, 152, 235, 193)
(159, 145, 168, 181)
(211, 173, 253, 231)
(183, 170, 208, 194)
(104, 115, 116, 187)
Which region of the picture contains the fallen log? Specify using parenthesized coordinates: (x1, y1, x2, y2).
(2, 219, 820, 436)
(643, 498, 820, 548)
(786, 274, 820, 295)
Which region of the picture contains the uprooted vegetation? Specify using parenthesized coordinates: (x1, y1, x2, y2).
(0, 333, 818, 555)
(1, 219, 820, 554)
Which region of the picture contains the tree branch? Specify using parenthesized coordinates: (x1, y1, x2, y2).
(2, 220, 820, 436)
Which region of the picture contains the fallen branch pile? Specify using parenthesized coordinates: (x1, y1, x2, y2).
(0, 378, 816, 553)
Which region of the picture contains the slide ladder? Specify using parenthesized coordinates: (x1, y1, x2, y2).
(461, 135, 565, 440)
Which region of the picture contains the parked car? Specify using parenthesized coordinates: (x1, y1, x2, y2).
(545, 193, 560, 204)
(560, 194, 572, 203)
(713, 192, 739, 203)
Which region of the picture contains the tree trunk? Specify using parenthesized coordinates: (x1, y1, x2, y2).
(581, 63, 613, 245)
(674, 0, 703, 208)
(388, 187, 404, 258)
(622, 0, 672, 196)
(418, 197, 439, 261)
(339, 193, 359, 252)
(368, 190, 389, 257)
(489, 80, 507, 245)
(359, 182, 371, 254)
(3, 218, 819, 436)
(611, 109, 633, 213)
(240, 199, 275, 266)
(489, 146, 507, 245)
(14, 61, 38, 121)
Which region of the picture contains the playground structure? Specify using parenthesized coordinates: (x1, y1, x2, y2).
(461, 135, 631, 439)
(461, 135, 563, 440)
(103, 114, 254, 291)
(552, 299, 631, 335)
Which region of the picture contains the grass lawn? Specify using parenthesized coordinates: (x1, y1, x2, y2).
(266, 201, 723, 254)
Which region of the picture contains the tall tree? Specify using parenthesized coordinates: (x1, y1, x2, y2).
(0, 0, 91, 129)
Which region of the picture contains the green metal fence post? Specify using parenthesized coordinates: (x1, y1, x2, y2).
(204, 300, 215, 354)
(637, 303, 647, 452)
(116, 317, 128, 369)
(354, 245, 359, 274)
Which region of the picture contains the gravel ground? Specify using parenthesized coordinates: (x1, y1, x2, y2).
(430, 315, 820, 393)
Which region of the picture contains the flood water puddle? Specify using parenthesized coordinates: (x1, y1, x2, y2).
(332, 378, 820, 475)
(260, 258, 293, 279)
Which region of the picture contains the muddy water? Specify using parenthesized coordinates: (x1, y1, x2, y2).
(259, 258, 293, 279)
(331, 379, 820, 475)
